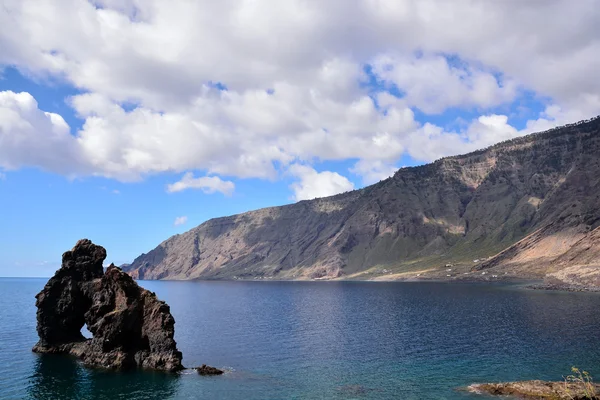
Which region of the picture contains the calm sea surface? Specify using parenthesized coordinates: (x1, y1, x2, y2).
(1, 278, 599, 399)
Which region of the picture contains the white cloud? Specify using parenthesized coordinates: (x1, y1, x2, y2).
(522, 103, 598, 135)
(371, 53, 518, 114)
(0, 91, 87, 175)
(0, 172, 5, 180)
(400, 111, 595, 163)
(0, 0, 599, 191)
(0, 80, 415, 182)
(350, 160, 398, 185)
(2, 0, 597, 109)
(99, 186, 120, 194)
(167, 172, 235, 196)
(66, 77, 416, 181)
(173, 216, 188, 226)
(404, 115, 521, 162)
(289, 164, 355, 201)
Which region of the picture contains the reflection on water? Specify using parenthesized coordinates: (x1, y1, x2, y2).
(28, 354, 180, 400)
(28, 354, 86, 400)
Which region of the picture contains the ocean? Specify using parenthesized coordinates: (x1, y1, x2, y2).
(1, 278, 599, 399)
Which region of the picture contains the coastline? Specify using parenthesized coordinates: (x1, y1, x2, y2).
(467, 380, 600, 399)
(129, 274, 600, 293)
(525, 282, 600, 293)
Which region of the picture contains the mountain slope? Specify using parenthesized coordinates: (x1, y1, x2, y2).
(124, 117, 600, 284)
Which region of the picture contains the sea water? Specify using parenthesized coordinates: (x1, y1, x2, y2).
(1, 278, 599, 399)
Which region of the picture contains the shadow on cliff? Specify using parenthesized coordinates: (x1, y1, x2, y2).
(28, 354, 180, 400)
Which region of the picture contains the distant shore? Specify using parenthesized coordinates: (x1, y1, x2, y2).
(525, 281, 600, 293)
(129, 273, 600, 293)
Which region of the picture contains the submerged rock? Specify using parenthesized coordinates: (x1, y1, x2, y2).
(33, 239, 183, 372)
(469, 380, 600, 399)
(196, 364, 224, 375)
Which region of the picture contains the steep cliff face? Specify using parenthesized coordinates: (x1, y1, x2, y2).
(125, 117, 600, 283)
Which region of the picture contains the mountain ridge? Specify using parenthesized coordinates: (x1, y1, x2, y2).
(124, 116, 600, 288)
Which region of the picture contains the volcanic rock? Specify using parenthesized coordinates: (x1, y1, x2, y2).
(469, 380, 600, 399)
(196, 364, 224, 375)
(33, 239, 183, 372)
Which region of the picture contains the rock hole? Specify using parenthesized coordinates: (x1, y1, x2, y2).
(81, 324, 93, 339)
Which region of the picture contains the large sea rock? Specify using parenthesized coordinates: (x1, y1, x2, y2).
(32, 239, 183, 372)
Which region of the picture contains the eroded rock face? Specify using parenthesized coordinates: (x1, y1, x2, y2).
(33, 239, 183, 372)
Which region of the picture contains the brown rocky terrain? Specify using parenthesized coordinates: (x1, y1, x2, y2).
(468, 380, 599, 399)
(124, 117, 600, 289)
(33, 239, 183, 372)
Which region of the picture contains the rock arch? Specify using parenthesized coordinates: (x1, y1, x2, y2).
(33, 239, 183, 372)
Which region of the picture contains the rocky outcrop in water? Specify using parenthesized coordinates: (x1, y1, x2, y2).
(469, 380, 599, 399)
(33, 239, 183, 372)
(196, 364, 224, 375)
(124, 117, 600, 287)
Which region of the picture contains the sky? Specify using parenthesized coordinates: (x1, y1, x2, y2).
(1, 0, 599, 277)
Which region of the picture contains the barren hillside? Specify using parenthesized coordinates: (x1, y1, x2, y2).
(124, 117, 600, 288)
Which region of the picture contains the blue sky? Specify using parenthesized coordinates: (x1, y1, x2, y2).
(1, 1, 598, 277)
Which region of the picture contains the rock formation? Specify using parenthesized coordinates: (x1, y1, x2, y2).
(196, 364, 224, 375)
(33, 239, 183, 372)
(468, 380, 599, 399)
(124, 117, 600, 288)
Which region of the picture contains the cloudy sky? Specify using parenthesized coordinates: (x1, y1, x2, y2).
(1, 0, 599, 276)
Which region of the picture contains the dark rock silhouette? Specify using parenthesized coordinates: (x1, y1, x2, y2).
(33, 239, 183, 372)
(196, 364, 224, 375)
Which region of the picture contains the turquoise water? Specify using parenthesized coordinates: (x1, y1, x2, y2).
(1, 278, 599, 399)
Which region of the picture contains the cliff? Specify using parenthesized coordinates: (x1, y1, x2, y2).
(124, 117, 600, 287)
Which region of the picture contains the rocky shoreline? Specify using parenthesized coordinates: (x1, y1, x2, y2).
(187, 256, 600, 292)
(468, 380, 599, 399)
(526, 282, 600, 293)
(183, 272, 600, 293)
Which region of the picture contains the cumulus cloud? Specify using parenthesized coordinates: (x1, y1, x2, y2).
(289, 164, 355, 201)
(173, 216, 188, 226)
(167, 172, 235, 196)
(2, 0, 598, 108)
(68, 83, 414, 181)
(400, 112, 595, 163)
(0, 91, 87, 175)
(403, 115, 521, 162)
(522, 103, 599, 134)
(0, 0, 598, 192)
(371, 53, 517, 114)
(350, 160, 398, 185)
